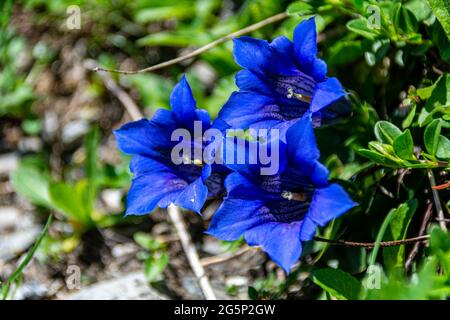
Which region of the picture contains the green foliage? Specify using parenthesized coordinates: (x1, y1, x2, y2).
(312, 268, 362, 300)
(134, 232, 169, 283)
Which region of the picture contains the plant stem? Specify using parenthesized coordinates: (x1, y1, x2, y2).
(93, 12, 289, 75)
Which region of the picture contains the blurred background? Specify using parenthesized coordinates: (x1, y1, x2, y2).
(0, 0, 449, 300)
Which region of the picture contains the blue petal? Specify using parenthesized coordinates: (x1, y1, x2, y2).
(207, 198, 271, 241)
(310, 77, 347, 113)
(195, 109, 211, 129)
(224, 172, 277, 200)
(307, 183, 357, 226)
(244, 222, 302, 273)
(218, 91, 281, 130)
(299, 216, 317, 241)
(174, 177, 208, 214)
(221, 136, 286, 178)
(293, 17, 327, 81)
(114, 119, 153, 156)
(233, 37, 296, 76)
(170, 75, 197, 126)
(125, 171, 186, 216)
(114, 110, 177, 157)
(286, 115, 319, 165)
(235, 70, 271, 94)
(270, 35, 294, 57)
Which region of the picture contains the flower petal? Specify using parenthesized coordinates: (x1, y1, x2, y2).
(244, 222, 302, 273)
(233, 37, 296, 76)
(307, 183, 357, 226)
(207, 198, 271, 241)
(170, 75, 197, 127)
(218, 91, 282, 130)
(235, 70, 271, 94)
(293, 17, 327, 81)
(114, 110, 176, 157)
(310, 77, 347, 113)
(174, 177, 208, 214)
(125, 172, 186, 216)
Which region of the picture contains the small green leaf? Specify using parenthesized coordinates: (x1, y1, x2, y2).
(426, 0, 450, 41)
(393, 129, 415, 160)
(346, 18, 378, 40)
(286, 2, 313, 16)
(383, 199, 418, 275)
(10, 167, 53, 208)
(312, 268, 362, 300)
(374, 121, 403, 144)
(134, 232, 164, 251)
(402, 104, 416, 128)
(424, 119, 442, 155)
(144, 252, 169, 283)
(436, 135, 450, 159)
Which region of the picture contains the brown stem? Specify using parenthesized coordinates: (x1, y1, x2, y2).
(92, 12, 288, 75)
(405, 201, 433, 271)
(427, 169, 448, 231)
(313, 235, 429, 248)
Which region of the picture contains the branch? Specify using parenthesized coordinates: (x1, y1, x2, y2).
(200, 246, 254, 267)
(92, 12, 288, 75)
(427, 169, 448, 231)
(405, 201, 433, 271)
(313, 235, 430, 248)
(167, 205, 216, 300)
(84, 60, 143, 121)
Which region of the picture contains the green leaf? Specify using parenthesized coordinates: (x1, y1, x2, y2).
(424, 119, 442, 155)
(286, 2, 313, 16)
(134, 232, 164, 251)
(402, 104, 416, 128)
(346, 18, 378, 40)
(10, 167, 53, 208)
(436, 135, 450, 159)
(49, 181, 93, 227)
(144, 252, 169, 283)
(383, 199, 418, 275)
(312, 268, 362, 300)
(393, 129, 415, 160)
(418, 74, 450, 126)
(426, 0, 450, 41)
(374, 121, 403, 144)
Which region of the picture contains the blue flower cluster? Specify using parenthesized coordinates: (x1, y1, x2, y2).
(115, 17, 357, 272)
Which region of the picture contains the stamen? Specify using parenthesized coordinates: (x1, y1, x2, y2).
(182, 156, 204, 166)
(281, 190, 307, 201)
(286, 87, 312, 103)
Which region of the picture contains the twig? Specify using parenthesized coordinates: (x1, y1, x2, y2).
(427, 169, 447, 231)
(167, 205, 216, 300)
(84, 60, 143, 121)
(91, 63, 216, 300)
(200, 246, 254, 267)
(312, 235, 429, 248)
(405, 202, 433, 271)
(92, 12, 289, 75)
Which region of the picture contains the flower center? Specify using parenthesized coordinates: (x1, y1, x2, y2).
(281, 190, 307, 201)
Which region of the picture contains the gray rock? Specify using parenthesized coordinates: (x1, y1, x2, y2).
(62, 271, 169, 300)
(0, 225, 42, 261)
(62, 120, 89, 144)
(0, 153, 18, 176)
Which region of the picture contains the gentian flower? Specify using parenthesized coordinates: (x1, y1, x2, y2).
(115, 76, 219, 215)
(216, 17, 350, 139)
(207, 115, 357, 272)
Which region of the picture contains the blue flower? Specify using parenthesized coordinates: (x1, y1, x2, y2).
(207, 115, 357, 272)
(114, 76, 218, 215)
(216, 17, 350, 139)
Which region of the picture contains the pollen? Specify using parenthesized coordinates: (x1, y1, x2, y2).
(281, 191, 307, 201)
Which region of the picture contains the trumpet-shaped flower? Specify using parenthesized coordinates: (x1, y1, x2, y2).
(216, 17, 350, 138)
(115, 76, 218, 215)
(207, 115, 357, 272)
